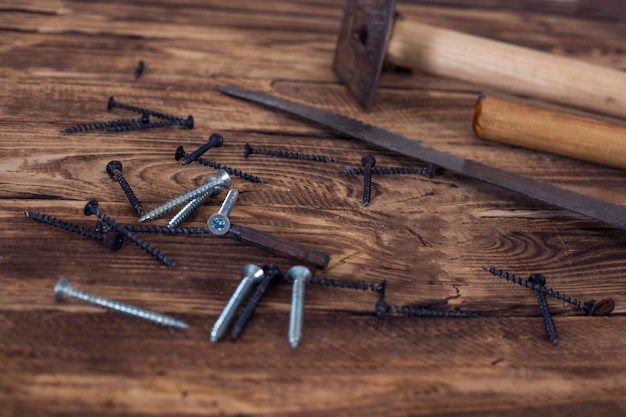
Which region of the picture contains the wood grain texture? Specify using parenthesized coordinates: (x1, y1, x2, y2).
(0, 1, 625, 416)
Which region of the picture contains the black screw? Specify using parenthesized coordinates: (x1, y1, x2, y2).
(182, 133, 224, 165)
(175, 145, 267, 184)
(105, 115, 193, 132)
(388, 304, 479, 318)
(134, 60, 145, 79)
(243, 143, 337, 162)
(61, 114, 150, 134)
(83, 200, 175, 266)
(106, 160, 145, 216)
(482, 266, 614, 316)
(361, 155, 376, 206)
(107, 96, 187, 123)
(96, 221, 213, 235)
(306, 276, 384, 293)
(231, 264, 283, 340)
(342, 163, 436, 178)
(528, 274, 558, 345)
(24, 210, 124, 251)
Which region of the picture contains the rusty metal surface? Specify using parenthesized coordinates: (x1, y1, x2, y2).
(219, 84, 626, 231)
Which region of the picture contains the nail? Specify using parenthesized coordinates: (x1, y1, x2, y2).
(61, 115, 149, 134)
(528, 274, 558, 344)
(166, 177, 224, 229)
(54, 276, 188, 329)
(361, 155, 376, 206)
(341, 163, 435, 178)
(134, 60, 145, 79)
(105, 115, 193, 132)
(243, 143, 337, 162)
(107, 96, 186, 122)
(210, 264, 265, 342)
(176, 145, 267, 184)
(208, 189, 239, 236)
(138, 170, 231, 222)
(286, 266, 312, 349)
(24, 210, 124, 251)
(482, 267, 615, 316)
(182, 133, 224, 165)
(84, 200, 175, 266)
(231, 264, 283, 340)
(106, 160, 145, 216)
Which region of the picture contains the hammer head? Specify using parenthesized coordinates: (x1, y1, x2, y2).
(333, 0, 396, 112)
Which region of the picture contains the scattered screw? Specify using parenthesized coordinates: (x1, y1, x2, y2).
(166, 177, 224, 229)
(210, 264, 265, 343)
(388, 304, 479, 318)
(341, 163, 436, 178)
(24, 210, 124, 251)
(54, 276, 188, 329)
(105, 115, 193, 132)
(97, 221, 214, 235)
(84, 200, 175, 266)
(286, 266, 312, 349)
(243, 143, 337, 162)
(308, 276, 384, 293)
(208, 189, 239, 236)
(361, 155, 376, 206)
(134, 60, 145, 79)
(529, 274, 558, 345)
(107, 96, 186, 122)
(482, 267, 615, 316)
(138, 170, 231, 222)
(61, 115, 149, 134)
(231, 264, 283, 340)
(182, 134, 224, 165)
(106, 160, 145, 216)
(175, 145, 267, 184)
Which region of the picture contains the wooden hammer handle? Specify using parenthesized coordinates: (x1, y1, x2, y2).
(473, 94, 626, 170)
(387, 19, 626, 119)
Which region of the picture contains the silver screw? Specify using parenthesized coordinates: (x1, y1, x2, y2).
(166, 177, 224, 229)
(210, 264, 264, 342)
(208, 189, 239, 235)
(54, 277, 189, 329)
(286, 265, 312, 349)
(138, 169, 231, 222)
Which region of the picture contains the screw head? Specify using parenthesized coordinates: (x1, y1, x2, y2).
(243, 143, 253, 158)
(528, 273, 546, 286)
(106, 160, 123, 176)
(107, 96, 116, 110)
(215, 169, 232, 189)
(208, 213, 231, 236)
(83, 200, 99, 216)
(240, 264, 265, 283)
(183, 115, 194, 129)
(262, 264, 283, 280)
(286, 266, 312, 284)
(140, 114, 150, 124)
(111, 233, 125, 252)
(174, 146, 187, 161)
(54, 277, 71, 301)
(209, 133, 224, 147)
(361, 154, 376, 167)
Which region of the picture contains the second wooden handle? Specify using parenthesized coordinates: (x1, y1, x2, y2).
(473, 94, 626, 170)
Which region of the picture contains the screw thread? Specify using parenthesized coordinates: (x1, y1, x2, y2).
(389, 305, 478, 318)
(182, 134, 223, 165)
(24, 210, 120, 250)
(289, 277, 307, 349)
(309, 276, 382, 293)
(105, 118, 191, 132)
(90, 207, 175, 266)
(107, 96, 184, 122)
(134, 60, 144, 79)
(111, 170, 145, 216)
(536, 292, 558, 344)
(139, 173, 230, 222)
(218, 189, 239, 217)
(124, 225, 213, 235)
(244, 144, 336, 162)
(56, 278, 187, 329)
(196, 156, 267, 184)
(342, 164, 435, 178)
(482, 266, 586, 310)
(61, 116, 149, 134)
(166, 193, 212, 229)
(362, 165, 373, 206)
(210, 278, 257, 342)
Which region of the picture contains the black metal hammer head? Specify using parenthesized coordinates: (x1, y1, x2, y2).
(333, 0, 396, 112)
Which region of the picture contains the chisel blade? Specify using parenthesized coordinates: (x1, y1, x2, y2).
(219, 84, 626, 231)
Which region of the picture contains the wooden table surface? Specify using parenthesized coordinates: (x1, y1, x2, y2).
(1, 1, 625, 415)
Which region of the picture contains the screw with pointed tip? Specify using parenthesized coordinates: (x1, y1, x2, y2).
(182, 133, 224, 165)
(210, 264, 265, 342)
(243, 143, 337, 162)
(166, 177, 224, 229)
(138, 170, 231, 222)
(105, 115, 193, 132)
(286, 266, 312, 349)
(107, 96, 185, 122)
(84, 200, 175, 266)
(176, 145, 267, 184)
(231, 264, 283, 340)
(361, 155, 376, 206)
(528, 274, 558, 345)
(106, 160, 145, 216)
(61, 115, 149, 134)
(341, 163, 436, 178)
(134, 60, 144, 79)
(54, 276, 188, 329)
(208, 189, 239, 236)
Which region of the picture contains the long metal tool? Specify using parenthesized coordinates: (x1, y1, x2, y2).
(219, 84, 626, 231)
